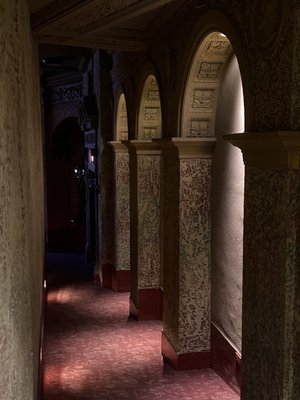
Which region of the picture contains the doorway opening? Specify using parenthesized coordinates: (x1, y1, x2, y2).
(41, 47, 98, 282)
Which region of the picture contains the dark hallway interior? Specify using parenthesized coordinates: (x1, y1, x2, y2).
(42, 262, 239, 400)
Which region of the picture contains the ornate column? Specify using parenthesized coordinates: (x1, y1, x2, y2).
(105, 141, 131, 292)
(158, 138, 216, 370)
(225, 131, 300, 400)
(127, 140, 162, 320)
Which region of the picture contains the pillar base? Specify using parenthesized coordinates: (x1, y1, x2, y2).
(102, 264, 131, 292)
(129, 288, 163, 320)
(211, 323, 241, 395)
(161, 331, 211, 370)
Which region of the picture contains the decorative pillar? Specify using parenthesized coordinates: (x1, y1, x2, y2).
(105, 141, 131, 292)
(158, 138, 216, 370)
(127, 140, 162, 320)
(225, 131, 300, 400)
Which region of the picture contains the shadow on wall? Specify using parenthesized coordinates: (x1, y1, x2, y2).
(211, 53, 245, 352)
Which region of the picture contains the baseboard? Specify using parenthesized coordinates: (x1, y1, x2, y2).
(138, 288, 163, 320)
(161, 331, 211, 370)
(102, 264, 114, 290)
(211, 323, 241, 395)
(102, 264, 131, 292)
(112, 269, 131, 292)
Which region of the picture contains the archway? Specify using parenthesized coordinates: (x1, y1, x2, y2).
(128, 73, 163, 320)
(116, 93, 129, 141)
(138, 74, 162, 139)
(181, 31, 245, 393)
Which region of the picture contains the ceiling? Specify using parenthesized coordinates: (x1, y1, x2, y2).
(30, 0, 186, 52)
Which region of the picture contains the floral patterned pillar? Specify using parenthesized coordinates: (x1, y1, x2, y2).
(106, 141, 131, 292)
(128, 140, 162, 320)
(225, 131, 300, 400)
(159, 138, 216, 370)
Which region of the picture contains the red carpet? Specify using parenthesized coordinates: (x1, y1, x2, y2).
(42, 281, 239, 400)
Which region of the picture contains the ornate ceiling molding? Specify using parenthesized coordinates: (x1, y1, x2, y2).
(31, 0, 180, 51)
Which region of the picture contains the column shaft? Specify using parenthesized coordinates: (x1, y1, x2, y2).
(159, 138, 215, 370)
(128, 141, 162, 320)
(225, 131, 300, 400)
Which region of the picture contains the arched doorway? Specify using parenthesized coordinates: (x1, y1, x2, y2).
(46, 117, 85, 254)
(181, 31, 245, 393)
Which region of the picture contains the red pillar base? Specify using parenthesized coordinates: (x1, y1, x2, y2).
(211, 323, 241, 395)
(161, 331, 211, 370)
(102, 264, 131, 292)
(129, 288, 163, 321)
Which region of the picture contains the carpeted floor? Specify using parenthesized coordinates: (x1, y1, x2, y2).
(42, 279, 240, 400)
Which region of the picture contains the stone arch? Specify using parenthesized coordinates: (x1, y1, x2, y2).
(180, 29, 245, 386)
(137, 74, 162, 139)
(181, 32, 233, 137)
(176, 9, 252, 136)
(115, 92, 129, 141)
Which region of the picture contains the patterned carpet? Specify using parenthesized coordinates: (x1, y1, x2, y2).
(42, 279, 239, 400)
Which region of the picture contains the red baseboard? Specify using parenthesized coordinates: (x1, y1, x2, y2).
(112, 269, 131, 292)
(161, 331, 211, 370)
(138, 288, 163, 321)
(129, 288, 163, 321)
(102, 264, 131, 292)
(211, 323, 241, 395)
(102, 264, 114, 290)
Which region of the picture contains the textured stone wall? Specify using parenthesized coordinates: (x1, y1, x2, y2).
(115, 152, 130, 270)
(0, 1, 44, 399)
(137, 154, 160, 288)
(242, 168, 289, 399)
(178, 159, 211, 354)
(161, 148, 180, 350)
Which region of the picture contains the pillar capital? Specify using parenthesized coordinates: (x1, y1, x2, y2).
(224, 131, 300, 169)
(108, 140, 129, 153)
(153, 137, 216, 159)
(125, 139, 161, 155)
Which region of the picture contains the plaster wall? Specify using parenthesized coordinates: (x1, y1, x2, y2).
(0, 1, 44, 399)
(211, 55, 244, 352)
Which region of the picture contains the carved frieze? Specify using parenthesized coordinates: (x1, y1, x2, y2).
(204, 40, 231, 56)
(46, 84, 82, 105)
(182, 32, 232, 137)
(116, 93, 129, 141)
(192, 89, 216, 110)
(144, 106, 160, 120)
(196, 62, 223, 81)
(188, 119, 211, 137)
(147, 89, 160, 102)
(139, 75, 162, 139)
(143, 127, 158, 138)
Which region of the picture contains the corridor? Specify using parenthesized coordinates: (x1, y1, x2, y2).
(42, 275, 239, 400)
